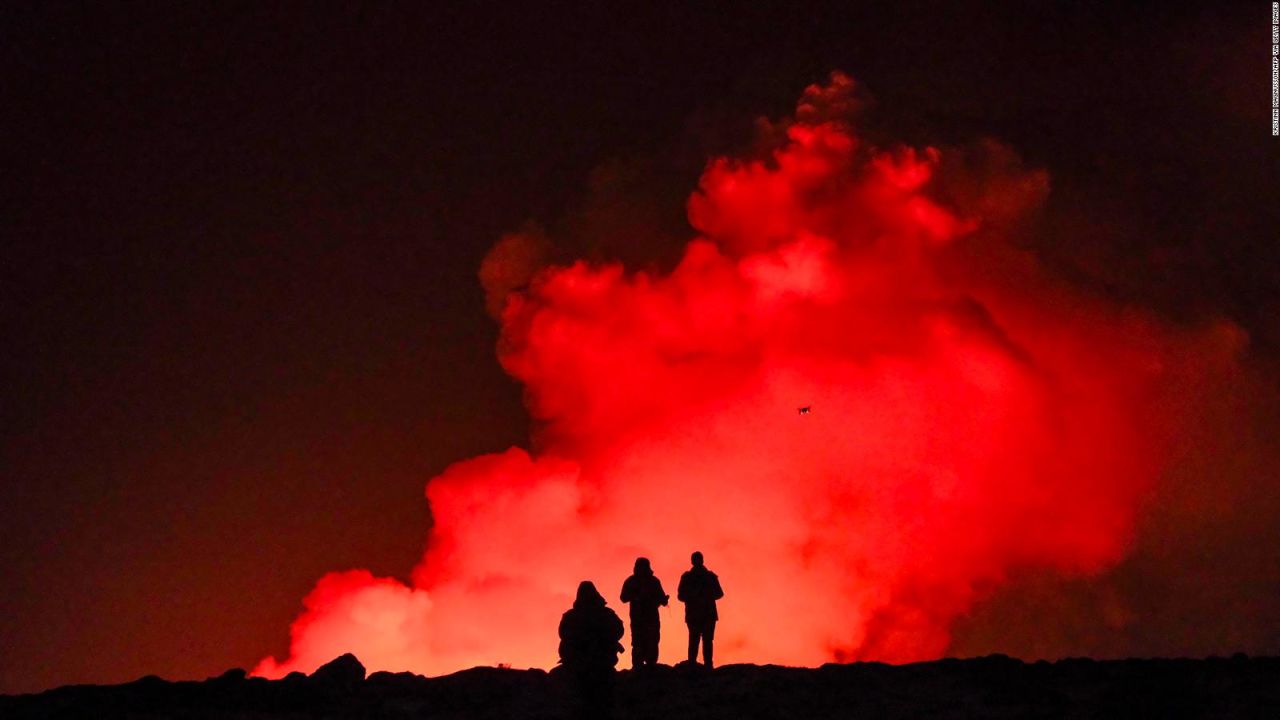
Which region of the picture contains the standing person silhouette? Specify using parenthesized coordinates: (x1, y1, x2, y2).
(558, 581, 624, 719)
(620, 557, 669, 668)
(677, 551, 724, 668)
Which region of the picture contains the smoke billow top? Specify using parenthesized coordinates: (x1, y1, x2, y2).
(254, 73, 1243, 676)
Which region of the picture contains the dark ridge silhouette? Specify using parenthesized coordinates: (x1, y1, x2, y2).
(4, 655, 1278, 719)
(310, 653, 366, 689)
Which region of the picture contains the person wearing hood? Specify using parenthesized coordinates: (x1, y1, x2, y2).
(619, 557, 669, 668)
(558, 581, 624, 718)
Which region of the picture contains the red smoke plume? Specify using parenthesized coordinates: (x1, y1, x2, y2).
(254, 73, 1241, 677)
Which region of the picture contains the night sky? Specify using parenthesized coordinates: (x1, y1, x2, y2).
(2, 1, 1277, 694)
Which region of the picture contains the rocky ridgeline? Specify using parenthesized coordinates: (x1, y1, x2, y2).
(2, 654, 1278, 719)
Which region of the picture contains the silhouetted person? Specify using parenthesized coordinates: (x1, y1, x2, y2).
(620, 557, 669, 668)
(678, 551, 724, 668)
(558, 581, 624, 719)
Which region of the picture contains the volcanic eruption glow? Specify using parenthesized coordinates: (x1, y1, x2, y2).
(254, 73, 1241, 677)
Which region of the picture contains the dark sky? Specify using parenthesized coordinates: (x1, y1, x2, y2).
(2, 1, 1276, 694)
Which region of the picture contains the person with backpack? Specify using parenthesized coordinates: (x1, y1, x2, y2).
(558, 581, 624, 718)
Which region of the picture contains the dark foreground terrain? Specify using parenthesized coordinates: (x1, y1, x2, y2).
(3, 653, 1278, 719)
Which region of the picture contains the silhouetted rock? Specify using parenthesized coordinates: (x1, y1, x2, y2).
(209, 667, 246, 683)
(126, 674, 168, 689)
(366, 669, 427, 691)
(310, 653, 366, 688)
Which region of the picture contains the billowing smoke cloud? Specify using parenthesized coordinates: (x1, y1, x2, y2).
(254, 73, 1242, 677)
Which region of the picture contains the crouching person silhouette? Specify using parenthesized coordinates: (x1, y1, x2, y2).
(678, 551, 724, 668)
(620, 557, 669, 668)
(558, 581, 625, 719)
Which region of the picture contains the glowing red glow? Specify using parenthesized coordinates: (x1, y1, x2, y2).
(254, 73, 1241, 678)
